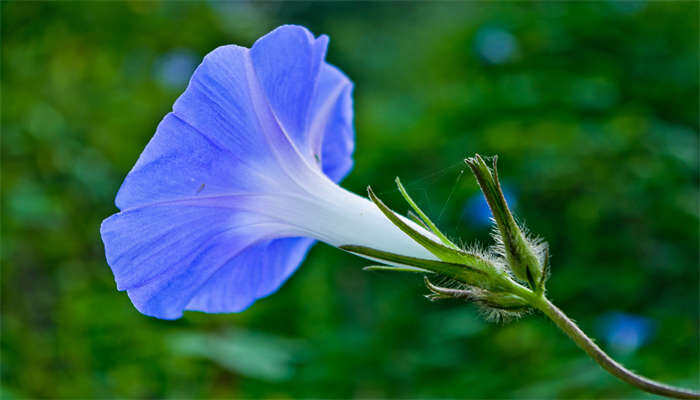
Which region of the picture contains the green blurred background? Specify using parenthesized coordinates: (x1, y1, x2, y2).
(2, 1, 698, 398)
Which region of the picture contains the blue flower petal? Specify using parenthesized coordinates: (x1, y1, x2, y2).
(185, 237, 315, 314)
(250, 25, 328, 161)
(115, 113, 276, 210)
(101, 25, 355, 318)
(171, 44, 278, 167)
(101, 198, 285, 318)
(310, 64, 354, 182)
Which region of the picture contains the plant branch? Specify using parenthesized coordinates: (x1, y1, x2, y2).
(534, 297, 699, 399)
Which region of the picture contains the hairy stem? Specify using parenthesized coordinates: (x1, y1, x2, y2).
(533, 297, 699, 399)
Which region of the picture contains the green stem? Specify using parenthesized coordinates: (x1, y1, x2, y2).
(533, 296, 699, 399)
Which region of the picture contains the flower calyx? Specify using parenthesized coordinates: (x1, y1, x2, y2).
(339, 170, 542, 321)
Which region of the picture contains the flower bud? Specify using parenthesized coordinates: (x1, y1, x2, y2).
(465, 155, 545, 291)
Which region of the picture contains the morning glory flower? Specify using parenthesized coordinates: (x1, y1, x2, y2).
(101, 25, 436, 319)
(97, 25, 700, 400)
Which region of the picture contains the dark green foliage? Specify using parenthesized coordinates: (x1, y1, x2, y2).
(2, 2, 698, 398)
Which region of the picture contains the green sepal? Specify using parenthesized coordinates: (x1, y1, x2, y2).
(536, 243, 550, 293)
(340, 245, 487, 286)
(407, 210, 430, 230)
(424, 276, 472, 300)
(366, 186, 496, 274)
(424, 277, 529, 311)
(478, 291, 530, 310)
(363, 265, 433, 274)
(395, 177, 459, 249)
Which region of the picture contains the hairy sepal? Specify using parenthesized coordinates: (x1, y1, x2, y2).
(424, 276, 530, 322)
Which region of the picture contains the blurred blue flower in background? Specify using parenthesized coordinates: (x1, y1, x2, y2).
(597, 312, 655, 355)
(462, 185, 517, 227)
(153, 49, 199, 90)
(608, 0, 647, 15)
(474, 27, 519, 65)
